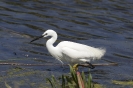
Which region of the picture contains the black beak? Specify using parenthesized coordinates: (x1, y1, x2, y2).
(30, 35, 43, 43)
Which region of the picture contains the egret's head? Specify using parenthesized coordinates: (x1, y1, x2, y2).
(30, 29, 56, 43)
(42, 29, 56, 38)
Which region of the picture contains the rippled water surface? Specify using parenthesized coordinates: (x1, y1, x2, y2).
(0, 0, 133, 87)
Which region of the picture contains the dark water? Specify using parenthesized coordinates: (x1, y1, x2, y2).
(0, 0, 133, 87)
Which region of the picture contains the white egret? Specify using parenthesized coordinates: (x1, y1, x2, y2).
(30, 29, 106, 70)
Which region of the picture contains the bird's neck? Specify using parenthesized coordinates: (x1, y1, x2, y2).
(46, 33, 57, 52)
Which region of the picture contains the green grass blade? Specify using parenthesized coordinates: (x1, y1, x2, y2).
(51, 75, 59, 88)
(5, 82, 12, 88)
(69, 64, 78, 84)
(46, 78, 54, 88)
(81, 71, 87, 88)
(88, 72, 92, 88)
(62, 75, 65, 88)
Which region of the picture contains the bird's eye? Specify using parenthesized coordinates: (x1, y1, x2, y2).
(45, 33, 47, 35)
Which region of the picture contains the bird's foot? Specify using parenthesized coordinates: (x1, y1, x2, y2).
(73, 64, 79, 71)
(86, 62, 95, 69)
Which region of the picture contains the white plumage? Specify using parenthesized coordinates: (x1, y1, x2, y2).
(31, 29, 106, 66)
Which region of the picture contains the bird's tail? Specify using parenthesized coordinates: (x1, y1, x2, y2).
(98, 47, 106, 58)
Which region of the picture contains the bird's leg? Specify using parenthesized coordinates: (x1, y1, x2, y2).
(73, 63, 79, 71)
(86, 62, 95, 69)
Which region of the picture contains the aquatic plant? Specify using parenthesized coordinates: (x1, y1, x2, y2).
(46, 65, 93, 88)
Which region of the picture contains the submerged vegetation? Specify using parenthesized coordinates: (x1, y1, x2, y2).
(112, 80, 133, 87)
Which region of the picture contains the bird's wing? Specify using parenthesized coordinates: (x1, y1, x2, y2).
(62, 47, 97, 63)
(62, 47, 92, 59)
(58, 41, 100, 52)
